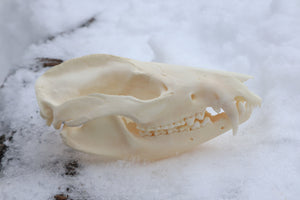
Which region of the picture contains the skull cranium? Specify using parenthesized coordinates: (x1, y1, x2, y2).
(35, 54, 261, 160)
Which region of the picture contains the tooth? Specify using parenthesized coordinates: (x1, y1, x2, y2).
(213, 107, 221, 114)
(202, 117, 212, 126)
(196, 112, 204, 120)
(162, 125, 169, 129)
(192, 121, 200, 129)
(147, 127, 155, 131)
(179, 127, 187, 132)
(137, 126, 145, 131)
(238, 102, 246, 114)
(142, 131, 150, 136)
(170, 129, 177, 133)
(186, 116, 195, 126)
(175, 120, 185, 126)
(155, 130, 162, 136)
(223, 101, 239, 136)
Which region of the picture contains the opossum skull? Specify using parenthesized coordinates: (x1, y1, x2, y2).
(35, 54, 261, 160)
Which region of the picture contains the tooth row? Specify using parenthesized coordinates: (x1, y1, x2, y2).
(138, 112, 214, 137)
(137, 112, 206, 131)
(137, 101, 248, 137)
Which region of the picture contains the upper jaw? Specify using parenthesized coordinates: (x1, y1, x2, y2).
(122, 97, 256, 138)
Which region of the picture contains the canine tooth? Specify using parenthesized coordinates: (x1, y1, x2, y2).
(222, 101, 239, 136)
(202, 117, 212, 126)
(186, 116, 195, 126)
(192, 121, 201, 129)
(238, 102, 246, 114)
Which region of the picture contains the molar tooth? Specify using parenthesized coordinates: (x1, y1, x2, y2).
(169, 125, 174, 129)
(137, 126, 145, 131)
(186, 116, 195, 126)
(162, 125, 169, 130)
(192, 121, 201, 129)
(169, 129, 175, 134)
(175, 120, 185, 126)
(202, 117, 212, 127)
(169, 124, 175, 128)
(213, 107, 221, 114)
(196, 112, 204, 120)
(179, 127, 187, 132)
(147, 127, 156, 131)
(154, 130, 161, 136)
(141, 131, 150, 137)
(139, 131, 144, 136)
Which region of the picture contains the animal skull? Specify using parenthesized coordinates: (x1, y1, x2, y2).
(35, 54, 261, 160)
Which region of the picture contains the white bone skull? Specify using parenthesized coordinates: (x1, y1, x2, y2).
(35, 54, 261, 160)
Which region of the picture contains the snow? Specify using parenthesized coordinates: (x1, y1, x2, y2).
(0, 0, 300, 199)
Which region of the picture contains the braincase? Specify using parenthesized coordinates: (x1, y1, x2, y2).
(36, 55, 168, 106)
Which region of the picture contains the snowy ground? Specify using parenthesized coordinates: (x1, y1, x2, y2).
(1, 0, 300, 199)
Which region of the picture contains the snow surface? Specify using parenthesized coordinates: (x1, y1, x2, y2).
(0, 0, 300, 199)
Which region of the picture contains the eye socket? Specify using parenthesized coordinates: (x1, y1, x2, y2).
(80, 71, 168, 100)
(120, 73, 168, 100)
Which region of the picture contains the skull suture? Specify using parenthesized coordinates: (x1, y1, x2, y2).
(35, 54, 261, 160)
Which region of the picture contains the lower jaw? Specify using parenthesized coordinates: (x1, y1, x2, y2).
(59, 110, 251, 161)
(120, 117, 235, 161)
(60, 115, 233, 160)
(122, 112, 229, 137)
